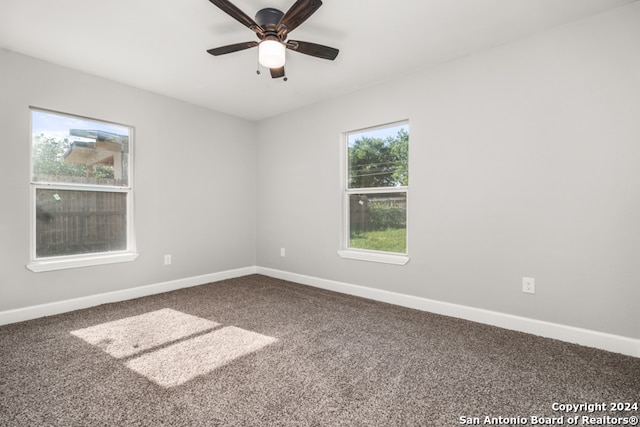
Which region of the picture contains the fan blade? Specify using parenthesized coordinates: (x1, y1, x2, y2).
(209, 0, 264, 35)
(270, 66, 285, 79)
(286, 40, 338, 60)
(277, 0, 322, 36)
(207, 41, 258, 56)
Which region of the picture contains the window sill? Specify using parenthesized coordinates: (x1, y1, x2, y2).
(27, 252, 139, 272)
(337, 249, 409, 265)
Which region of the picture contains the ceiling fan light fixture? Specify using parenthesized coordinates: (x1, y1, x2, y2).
(258, 39, 286, 68)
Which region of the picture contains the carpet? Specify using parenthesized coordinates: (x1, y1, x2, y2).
(1, 274, 638, 426)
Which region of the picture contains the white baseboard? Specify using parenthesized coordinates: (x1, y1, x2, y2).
(0, 266, 257, 326)
(256, 267, 640, 358)
(2, 265, 637, 358)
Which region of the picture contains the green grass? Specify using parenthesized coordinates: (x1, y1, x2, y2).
(349, 228, 406, 253)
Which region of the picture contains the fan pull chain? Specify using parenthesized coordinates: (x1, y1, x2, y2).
(256, 50, 260, 75)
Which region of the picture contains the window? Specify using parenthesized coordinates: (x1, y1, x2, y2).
(339, 121, 409, 265)
(27, 108, 137, 272)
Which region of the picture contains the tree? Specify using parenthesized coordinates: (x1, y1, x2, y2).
(32, 135, 86, 179)
(348, 128, 408, 188)
(32, 134, 115, 181)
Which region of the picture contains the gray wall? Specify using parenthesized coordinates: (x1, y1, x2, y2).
(255, 4, 640, 338)
(1, 3, 638, 340)
(0, 49, 256, 311)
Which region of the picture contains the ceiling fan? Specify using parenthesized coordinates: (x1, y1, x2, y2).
(206, 0, 339, 80)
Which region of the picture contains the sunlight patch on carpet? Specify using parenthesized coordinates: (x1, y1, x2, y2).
(71, 308, 219, 358)
(125, 326, 277, 387)
(71, 309, 277, 387)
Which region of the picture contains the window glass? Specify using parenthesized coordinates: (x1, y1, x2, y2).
(31, 109, 130, 187)
(35, 188, 128, 257)
(348, 123, 408, 189)
(345, 122, 408, 255)
(349, 192, 407, 253)
(29, 108, 134, 267)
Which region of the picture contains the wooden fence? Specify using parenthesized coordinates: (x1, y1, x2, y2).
(36, 188, 127, 257)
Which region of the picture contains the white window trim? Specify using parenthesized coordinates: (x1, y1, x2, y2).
(27, 184, 138, 272)
(338, 186, 410, 265)
(338, 121, 410, 265)
(337, 249, 409, 265)
(27, 252, 139, 273)
(27, 108, 137, 272)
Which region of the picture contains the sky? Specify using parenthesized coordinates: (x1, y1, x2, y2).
(31, 109, 130, 142)
(347, 122, 408, 146)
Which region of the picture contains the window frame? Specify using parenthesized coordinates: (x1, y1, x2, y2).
(338, 121, 410, 265)
(27, 107, 138, 272)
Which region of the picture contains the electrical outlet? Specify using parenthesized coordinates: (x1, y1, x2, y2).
(280, 248, 286, 257)
(522, 277, 535, 294)
(164, 254, 172, 265)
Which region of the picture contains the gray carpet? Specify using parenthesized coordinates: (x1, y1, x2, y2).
(1, 274, 638, 426)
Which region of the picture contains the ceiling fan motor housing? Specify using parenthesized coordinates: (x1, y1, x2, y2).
(255, 8, 284, 30)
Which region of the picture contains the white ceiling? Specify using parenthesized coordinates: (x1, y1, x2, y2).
(0, 0, 636, 121)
